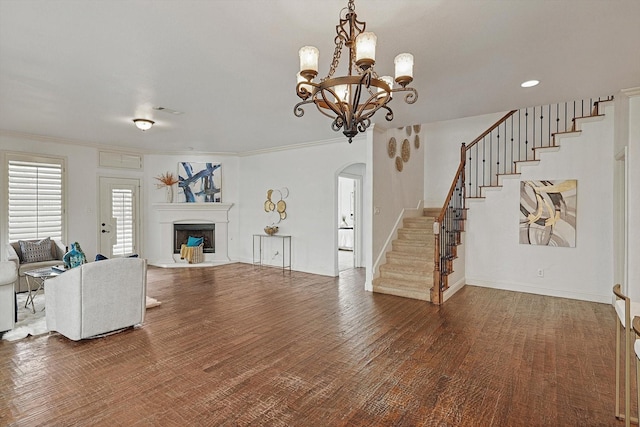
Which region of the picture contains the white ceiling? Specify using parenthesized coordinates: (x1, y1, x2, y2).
(1, 0, 639, 154)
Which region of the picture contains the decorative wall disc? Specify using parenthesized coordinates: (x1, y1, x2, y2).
(414, 134, 420, 149)
(387, 137, 396, 158)
(279, 212, 287, 220)
(405, 126, 412, 136)
(413, 124, 421, 133)
(276, 200, 286, 213)
(401, 139, 410, 162)
(264, 200, 272, 212)
(395, 156, 403, 172)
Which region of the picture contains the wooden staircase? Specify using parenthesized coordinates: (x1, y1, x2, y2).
(372, 208, 440, 301)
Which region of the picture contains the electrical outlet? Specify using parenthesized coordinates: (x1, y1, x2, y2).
(537, 269, 544, 278)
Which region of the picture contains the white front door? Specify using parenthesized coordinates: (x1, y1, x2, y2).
(99, 177, 140, 258)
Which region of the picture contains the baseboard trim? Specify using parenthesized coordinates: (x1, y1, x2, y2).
(466, 278, 610, 304)
(443, 277, 465, 302)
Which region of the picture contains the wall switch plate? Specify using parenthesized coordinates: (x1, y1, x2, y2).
(537, 269, 544, 278)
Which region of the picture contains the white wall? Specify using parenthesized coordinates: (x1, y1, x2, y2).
(624, 89, 640, 300)
(465, 104, 615, 303)
(237, 138, 366, 276)
(423, 112, 507, 207)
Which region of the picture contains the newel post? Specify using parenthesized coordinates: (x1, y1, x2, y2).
(431, 220, 441, 305)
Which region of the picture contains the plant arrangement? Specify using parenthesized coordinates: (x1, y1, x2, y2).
(154, 172, 179, 188)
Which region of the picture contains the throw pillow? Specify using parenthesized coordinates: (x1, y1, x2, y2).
(95, 253, 109, 261)
(186, 236, 204, 247)
(19, 238, 55, 263)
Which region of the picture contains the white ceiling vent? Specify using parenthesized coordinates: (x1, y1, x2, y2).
(153, 106, 184, 115)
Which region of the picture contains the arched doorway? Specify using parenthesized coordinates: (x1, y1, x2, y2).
(337, 163, 365, 272)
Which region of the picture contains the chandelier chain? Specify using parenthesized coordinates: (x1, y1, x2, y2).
(326, 38, 344, 80)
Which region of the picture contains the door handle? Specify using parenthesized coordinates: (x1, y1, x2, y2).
(101, 230, 110, 233)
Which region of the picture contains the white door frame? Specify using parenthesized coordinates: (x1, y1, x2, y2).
(98, 176, 142, 258)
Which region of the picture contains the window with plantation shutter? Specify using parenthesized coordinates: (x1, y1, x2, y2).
(7, 155, 65, 242)
(111, 188, 134, 256)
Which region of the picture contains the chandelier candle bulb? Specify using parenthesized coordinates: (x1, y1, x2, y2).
(394, 53, 414, 86)
(380, 76, 394, 98)
(334, 84, 350, 103)
(355, 32, 376, 69)
(299, 46, 319, 80)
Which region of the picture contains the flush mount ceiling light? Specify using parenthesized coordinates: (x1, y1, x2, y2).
(133, 118, 154, 131)
(521, 80, 540, 88)
(294, 0, 418, 143)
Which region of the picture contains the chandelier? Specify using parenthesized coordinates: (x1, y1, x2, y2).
(294, 0, 418, 143)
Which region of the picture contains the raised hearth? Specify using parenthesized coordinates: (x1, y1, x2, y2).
(151, 203, 233, 267)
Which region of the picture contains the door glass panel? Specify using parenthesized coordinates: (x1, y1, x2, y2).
(111, 188, 134, 256)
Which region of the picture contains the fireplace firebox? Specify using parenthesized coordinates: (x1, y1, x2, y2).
(173, 223, 215, 254)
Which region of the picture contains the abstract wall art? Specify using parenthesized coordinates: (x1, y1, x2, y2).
(177, 162, 222, 203)
(519, 179, 577, 247)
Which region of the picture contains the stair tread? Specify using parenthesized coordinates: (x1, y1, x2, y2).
(372, 284, 431, 301)
(373, 276, 433, 289)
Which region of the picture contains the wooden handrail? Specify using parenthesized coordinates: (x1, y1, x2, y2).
(436, 161, 465, 223)
(465, 110, 518, 152)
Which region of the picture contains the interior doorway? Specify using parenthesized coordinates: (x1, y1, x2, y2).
(338, 176, 356, 271)
(337, 163, 365, 273)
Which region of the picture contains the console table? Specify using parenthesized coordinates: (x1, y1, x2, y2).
(252, 234, 291, 274)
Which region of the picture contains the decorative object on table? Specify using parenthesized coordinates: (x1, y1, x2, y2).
(178, 162, 222, 203)
(414, 134, 420, 149)
(264, 226, 279, 236)
(264, 187, 289, 225)
(519, 179, 577, 247)
(63, 242, 87, 268)
(294, 0, 418, 143)
(155, 172, 179, 203)
(387, 137, 397, 158)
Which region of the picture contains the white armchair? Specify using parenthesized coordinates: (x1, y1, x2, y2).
(46, 257, 147, 341)
(0, 261, 18, 332)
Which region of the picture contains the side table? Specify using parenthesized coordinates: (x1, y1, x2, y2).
(24, 267, 60, 313)
(253, 234, 291, 274)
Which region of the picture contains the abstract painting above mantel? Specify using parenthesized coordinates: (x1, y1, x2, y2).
(177, 162, 222, 203)
(519, 179, 577, 247)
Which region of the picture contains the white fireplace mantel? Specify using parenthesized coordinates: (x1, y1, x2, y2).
(151, 202, 234, 267)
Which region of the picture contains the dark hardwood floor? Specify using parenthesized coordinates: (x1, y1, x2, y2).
(0, 263, 620, 426)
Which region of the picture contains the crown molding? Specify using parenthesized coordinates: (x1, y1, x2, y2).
(237, 135, 365, 157)
(621, 87, 640, 98)
(0, 129, 147, 155)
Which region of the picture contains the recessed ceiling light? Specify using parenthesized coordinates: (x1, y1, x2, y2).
(521, 80, 540, 88)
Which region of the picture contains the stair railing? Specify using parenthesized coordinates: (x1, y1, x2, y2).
(431, 96, 613, 304)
